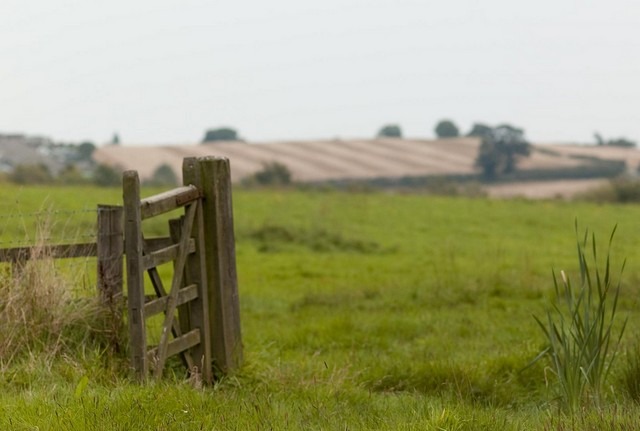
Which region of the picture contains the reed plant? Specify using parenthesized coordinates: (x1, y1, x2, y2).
(533, 224, 627, 412)
(622, 338, 640, 402)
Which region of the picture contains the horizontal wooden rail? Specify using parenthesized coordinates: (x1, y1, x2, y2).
(147, 329, 201, 361)
(140, 185, 201, 220)
(142, 239, 195, 270)
(143, 284, 199, 317)
(145, 237, 173, 250)
(0, 242, 97, 263)
(0, 237, 178, 264)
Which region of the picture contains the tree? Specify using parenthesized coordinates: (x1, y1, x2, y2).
(9, 164, 53, 185)
(377, 124, 402, 138)
(496, 123, 525, 135)
(243, 162, 292, 186)
(607, 138, 636, 148)
(434, 120, 459, 138)
(93, 164, 122, 187)
(57, 165, 90, 185)
(145, 164, 178, 187)
(202, 127, 239, 143)
(475, 125, 531, 179)
(111, 133, 120, 145)
(467, 123, 493, 138)
(77, 141, 96, 161)
(594, 132, 636, 148)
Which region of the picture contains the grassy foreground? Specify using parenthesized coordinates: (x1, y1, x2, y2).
(1, 185, 640, 429)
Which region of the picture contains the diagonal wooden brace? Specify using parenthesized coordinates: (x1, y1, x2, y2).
(153, 201, 198, 378)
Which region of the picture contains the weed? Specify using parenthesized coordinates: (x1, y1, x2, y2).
(621, 337, 640, 402)
(241, 161, 292, 187)
(533, 223, 627, 412)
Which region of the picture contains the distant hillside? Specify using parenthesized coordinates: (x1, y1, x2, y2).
(93, 138, 640, 185)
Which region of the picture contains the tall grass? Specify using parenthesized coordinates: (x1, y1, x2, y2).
(534, 223, 627, 412)
(0, 213, 103, 369)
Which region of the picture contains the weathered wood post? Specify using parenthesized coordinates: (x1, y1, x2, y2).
(96, 204, 124, 352)
(123, 170, 148, 379)
(196, 156, 243, 374)
(181, 157, 213, 383)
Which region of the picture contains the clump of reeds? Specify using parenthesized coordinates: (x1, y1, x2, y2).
(533, 223, 627, 412)
(622, 338, 640, 402)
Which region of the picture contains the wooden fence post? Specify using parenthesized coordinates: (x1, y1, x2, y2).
(123, 170, 148, 379)
(97, 205, 124, 305)
(182, 157, 213, 383)
(97, 204, 124, 352)
(197, 156, 243, 374)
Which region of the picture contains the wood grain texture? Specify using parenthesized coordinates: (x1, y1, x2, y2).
(198, 156, 243, 374)
(123, 170, 148, 380)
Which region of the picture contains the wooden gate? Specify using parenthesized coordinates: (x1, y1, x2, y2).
(123, 169, 211, 381)
(122, 157, 242, 382)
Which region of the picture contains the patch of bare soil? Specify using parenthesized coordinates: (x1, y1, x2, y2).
(484, 179, 608, 199)
(93, 138, 485, 183)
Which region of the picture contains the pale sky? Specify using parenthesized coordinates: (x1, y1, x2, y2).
(1, 0, 639, 145)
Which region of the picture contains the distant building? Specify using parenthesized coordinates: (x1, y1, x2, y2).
(0, 134, 63, 174)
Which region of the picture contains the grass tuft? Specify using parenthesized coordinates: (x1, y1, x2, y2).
(247, 223, 389, 253)
(621, 337, 640, 402)
(533, 222, 627, 412)
(0, 213, 109, 372)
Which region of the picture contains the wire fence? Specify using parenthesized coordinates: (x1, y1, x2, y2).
(0, 206, 116, 299)
(0, 208, 99, 247)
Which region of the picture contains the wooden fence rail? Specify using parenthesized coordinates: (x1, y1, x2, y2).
(0, 206, 124, 308)
(0, 242, 97, 262)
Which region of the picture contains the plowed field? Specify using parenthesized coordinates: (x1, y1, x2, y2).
(94, 138, 640, 198)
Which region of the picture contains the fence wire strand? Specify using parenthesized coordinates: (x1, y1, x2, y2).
(0, 208, 100, 248)
(0, 208, 97, 220)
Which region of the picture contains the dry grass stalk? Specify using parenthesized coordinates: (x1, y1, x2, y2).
(0, 213, 101, 368)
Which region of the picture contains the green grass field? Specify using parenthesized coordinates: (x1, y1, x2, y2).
(1, 185, 640, 429)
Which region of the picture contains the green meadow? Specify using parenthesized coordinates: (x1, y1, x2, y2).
(1, 185, 640, 429)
